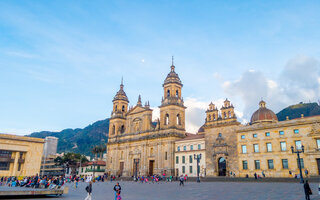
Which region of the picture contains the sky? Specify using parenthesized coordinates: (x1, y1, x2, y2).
(1, 0, 320, 135)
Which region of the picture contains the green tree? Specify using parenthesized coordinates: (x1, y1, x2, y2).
(54, 152, 88, 175)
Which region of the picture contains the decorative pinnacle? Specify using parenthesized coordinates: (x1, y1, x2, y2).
(137, 95, 142, 105)
(171, 56, 175, 72)
(120, 77, 124, 89)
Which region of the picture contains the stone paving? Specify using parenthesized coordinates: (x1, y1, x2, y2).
(1, 181, 320, 200)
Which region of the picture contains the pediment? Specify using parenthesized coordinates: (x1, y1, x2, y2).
(127, 106, 150, 115)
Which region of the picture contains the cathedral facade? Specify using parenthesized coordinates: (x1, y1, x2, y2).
(106, 64, 186, 176)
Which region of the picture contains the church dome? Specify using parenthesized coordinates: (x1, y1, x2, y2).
(250, 100, 278, 124)
(163, 65, 182, 86)
(113, 83, 129, 102)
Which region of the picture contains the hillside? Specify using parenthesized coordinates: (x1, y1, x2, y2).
(276, 102, 320, 121)
(28, 118, 109, 156)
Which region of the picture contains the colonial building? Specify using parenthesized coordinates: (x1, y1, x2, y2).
(79, 160, 106, 177)
(0, 133, 44, 177)
(106, 63, 186, 176)
(174, 133, 206, 177)
(237, 101, 320, 177)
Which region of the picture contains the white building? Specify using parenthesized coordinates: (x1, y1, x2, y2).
(79, 160, 106, 177)
(43, 136, 58, 157)
(175, 133, 206, 177)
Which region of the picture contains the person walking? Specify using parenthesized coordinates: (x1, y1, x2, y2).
(179, 175, 184, 186)
(84, 181, 92, 200)
(305, 169, 309, 178)
(254, 172, 257, 179)
(303, 180, 312, 200)
(113, 182, 121, 200)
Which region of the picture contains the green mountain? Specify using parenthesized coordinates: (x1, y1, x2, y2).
(28, 118, 109, 156)
(276, 102, 320, 121)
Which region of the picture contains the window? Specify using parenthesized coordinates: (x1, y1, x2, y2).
(253, 144, 259, 153)
(183, 146, 186, 151)
(268, 160, 274, 169)
(241, 145, 247, 154)
(254, 160, 260, 169)
(317, 139, 320, 149)
(165, 152, 167, 160)
(242, 160, 248, 170)
(189, 166, 193, 174)
(253, 133, 257, 138)
(177, 147, 180, 152)
(198, 144, 201, 150)
(176, 90, 179, 98)
(190, 145, 193, 150)
(189, 155, 193, 163)
(280, 142, 287, 151)
(213, 114, 216, 120)
(0, 150, 12, 158)
(265, 132, 270, 137)
(282, 159, 288, 169)
(122, 105, 125, 112)
(182, 166, 185, 173)
(167, 89, 170, 97)
(228, 111, 231, 118)
(209, 115, 211, 121)
(176, 114, 180, 125)
(241, 135, 245, 139)
(112, 125, 115, 135)
(115, 105, 118, 111)
(294, 129, 299, 134)
(182, 156, 185, 163)
(176, 156, 179, 164)
(165, 114, 169, 125)
(120, 125, 125, 133)
(266, 143, 272, 152)
(297, 158, 304, 169)
(279, 131, 284, 135)
(295, 140, 302, 150)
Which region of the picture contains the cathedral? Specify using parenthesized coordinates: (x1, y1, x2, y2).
(106, 62, 186, 176)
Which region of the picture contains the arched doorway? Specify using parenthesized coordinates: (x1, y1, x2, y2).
(218, 157, 226, 176)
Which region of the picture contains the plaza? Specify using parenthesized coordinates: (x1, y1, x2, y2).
(1, 180, 319, 200)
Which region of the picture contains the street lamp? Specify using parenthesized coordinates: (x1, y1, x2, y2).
(92, 159, 96, 180)
(291, 145, 305, 184)
(194, 153, 202, 183)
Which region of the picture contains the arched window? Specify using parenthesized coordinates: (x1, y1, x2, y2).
(120, 125, 125, 133)
(115, 105, 118, 111)
(213, 114, 216, 120)
(224, 112, 226, 119)
(228, 111, 231, 118)
(176, 90, 179, 98)
(112, 125, 115, 135)
(176, 114, 180, 125)
(122, 105, 125, 112)
(167, 89, 170, 97)
(209, 115, 211, 121)
(165, 114, 169, 125)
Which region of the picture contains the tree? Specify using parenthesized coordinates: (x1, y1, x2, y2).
(54, 152, 88, 175)
(98, 145, 106, 160)
(91, 146, 99, 160)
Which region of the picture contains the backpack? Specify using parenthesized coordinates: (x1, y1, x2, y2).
(85, 185, 89, 192)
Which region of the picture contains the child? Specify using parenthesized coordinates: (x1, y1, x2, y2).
(116, 191, 122, 200)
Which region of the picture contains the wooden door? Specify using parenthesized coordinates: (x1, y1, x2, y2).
(119, 162, 124, 176)
(149, 160, 154, 176)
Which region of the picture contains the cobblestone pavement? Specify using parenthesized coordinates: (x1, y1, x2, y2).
(1, 181, 320, 200)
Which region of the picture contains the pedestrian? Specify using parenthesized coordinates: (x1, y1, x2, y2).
(262, 171, 265, 178)
(254, 173, 257, 179)
(305, 169, 309, 177)
(179, 175, 184, 186)
(113, 182, 121, 200)
(85, 181, 92, 200)
(303, 180, 312, 200)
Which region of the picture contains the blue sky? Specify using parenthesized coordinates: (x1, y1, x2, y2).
(1, 0, 320, 135)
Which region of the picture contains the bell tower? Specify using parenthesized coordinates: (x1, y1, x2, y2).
(109, 79, 129, 137)
(159, 58, 186, 130)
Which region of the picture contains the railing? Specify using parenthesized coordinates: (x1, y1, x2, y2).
(85, 169, 105, 172)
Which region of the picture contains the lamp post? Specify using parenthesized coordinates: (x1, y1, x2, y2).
(134, 159, 139, 181)
(291, 145, 304, 184)
(92, 159, 96, 179)
(194, 153, 202, 183)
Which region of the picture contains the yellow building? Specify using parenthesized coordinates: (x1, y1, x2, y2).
(106, 63, 186, 176)
(237, 101, 320, 177)
(0, 133, 44, 177)
(174, 133, 206, 177)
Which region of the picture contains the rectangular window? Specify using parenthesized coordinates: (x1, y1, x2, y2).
(317, 139, 320, 149)
(183, 146, 186, 151)
(0, 150, 12, 158)
(198, 144, 201, 150)
(0, 162, 10, 170)
(165, 152, 167, 160)
(182, 166, 185, 173)
(295, 140, 302, 150)
(253, 133, 257, 138)
(177, 147, 180, 152)
(282, 159, 288, 169)
(182, 156, 185, 164)
(294, 129, 299, 134)
(268, 159, 274, 169)
(241, 135, 245, 139)
(242, 160, 248, 170)
(253, 144, 259, 152)
(279, 131, 284, 135)
(189, 155, 193, 163)
(190, 145, 193, 150)
(297, 158, 304, 169)
(280, 142, 287, 151)
(176, 156, 179, 164)
(189, 166, 193, 174)
(265, 132, 270, 137)
(254, 160, 260, 169)
(266, 143, 272, 152)
(241, 145, 247, 154)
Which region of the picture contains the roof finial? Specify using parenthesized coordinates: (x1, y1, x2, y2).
(137, 95, 142, 106)
(171, 56, 175, 72)
(120, 77, 124, 89)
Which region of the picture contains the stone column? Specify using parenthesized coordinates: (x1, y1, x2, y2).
(12, 152, 19, 176)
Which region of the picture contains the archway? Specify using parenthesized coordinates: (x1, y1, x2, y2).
(218, 157, 226, 176)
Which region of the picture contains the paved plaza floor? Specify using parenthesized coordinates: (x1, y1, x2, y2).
(1, 181, 319, 200)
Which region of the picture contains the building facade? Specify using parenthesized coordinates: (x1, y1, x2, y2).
(0, 133, 44, 177)
(40, 154, 64, 177)
(43, 136, 58, 157)
(106, 63, 186, 176)
(174, 133, 206, 177)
